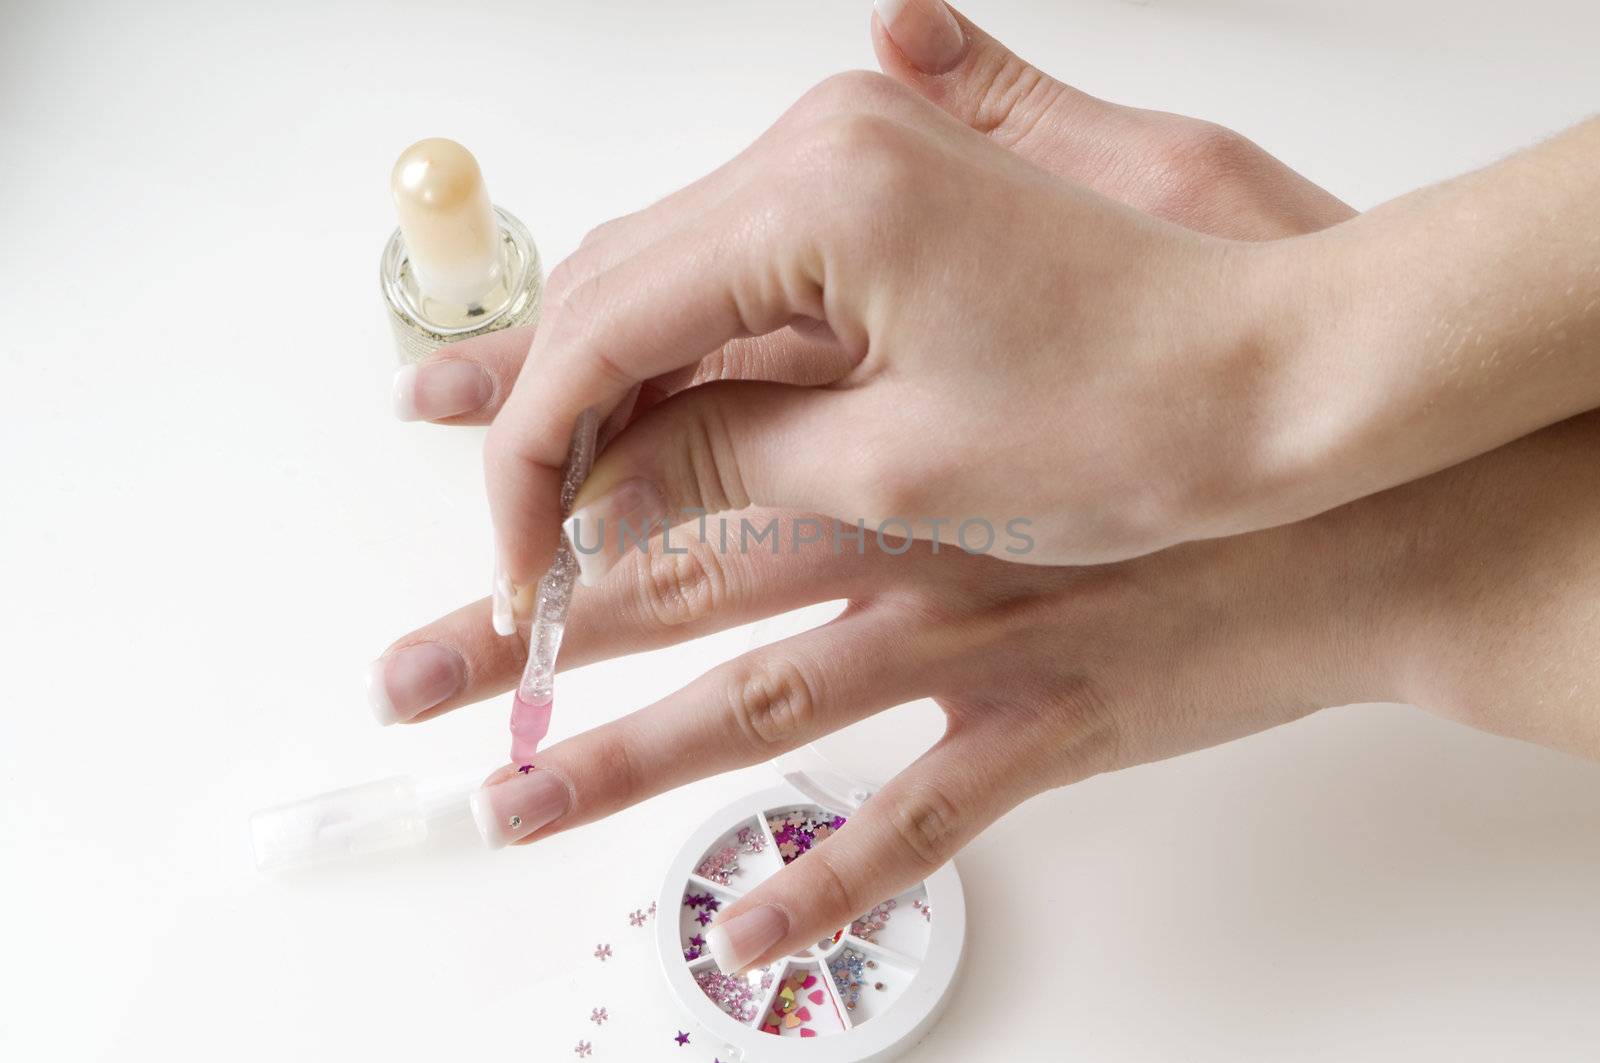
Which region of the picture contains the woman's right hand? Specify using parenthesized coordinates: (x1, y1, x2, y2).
(391, 3, 1352, 431)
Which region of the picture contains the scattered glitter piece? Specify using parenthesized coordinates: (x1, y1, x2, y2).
(912, 898, 933, 923)
(589, 1007, 607, 1025)
(593, 943, 612, 962)
(518, 764, 534, 774)
(766, 809, 848, 865)
(574, 1042, 592, 1058)
(674, 1031, 691, 1047)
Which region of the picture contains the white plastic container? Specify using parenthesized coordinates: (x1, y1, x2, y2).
(654, 603, 968, 1062)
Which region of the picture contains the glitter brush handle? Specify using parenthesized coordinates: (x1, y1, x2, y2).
(510, 409, 599, 759)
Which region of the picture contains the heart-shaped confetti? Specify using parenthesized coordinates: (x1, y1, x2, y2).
(800, 1028, 818, 1038)
(795, 1007, 812, 1021)
(784, 1013, 801, 1029)
(801, 975, 817, 989)
(808, 990, 826, 1005)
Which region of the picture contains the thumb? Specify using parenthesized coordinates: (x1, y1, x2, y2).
(560, 381, 881, 589)
(871, 0, 1105, 149)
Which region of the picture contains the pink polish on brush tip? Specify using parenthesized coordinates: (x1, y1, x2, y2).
(510, 692, 554, 763)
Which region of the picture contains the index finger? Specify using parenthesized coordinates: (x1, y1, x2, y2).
(484, 177, 840, 582)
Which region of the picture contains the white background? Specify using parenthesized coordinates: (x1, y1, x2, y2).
(3, 0, 1599, 1060)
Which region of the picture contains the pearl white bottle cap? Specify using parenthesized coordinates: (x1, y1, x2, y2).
(390, 138, 503, 306)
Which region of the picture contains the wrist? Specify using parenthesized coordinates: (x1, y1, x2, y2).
(1211, 225, 1402, 533)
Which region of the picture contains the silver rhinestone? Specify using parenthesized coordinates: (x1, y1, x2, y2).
(509, 815, 522, 829)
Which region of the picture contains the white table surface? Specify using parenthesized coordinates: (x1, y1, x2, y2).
(4, 1, 1599, 1060)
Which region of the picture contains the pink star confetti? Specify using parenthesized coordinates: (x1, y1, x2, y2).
(574, 1041, 592, 1058)
(674, 1031, 691, 1047)
(647, 902, 657, 917)
(590, 1007, 608, 1025)
(696, 911, 713, 926)
(628, 909, 646, 927)
(594, 944, 612, 962)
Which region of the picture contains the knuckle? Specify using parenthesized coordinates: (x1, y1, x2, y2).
(792, 70, 906, 121)
(543, 258, 584, 310)
(578, 726, 646, 814)
(666, 388, 748, 513)
(886, 784, 962, 874)
(968, 53, 1064, 144)
(851, 441, 922, 521)
(577, 215, 628, 252)
(1170, 122, 1260, 175)
(793, 112, 920, 206)
(631, 538, 727, 630)
(726, 656, 819, 754)
(543, 274, 633, 389)
(1146, 122, 1266, 220)
(804, 849, 865, 925)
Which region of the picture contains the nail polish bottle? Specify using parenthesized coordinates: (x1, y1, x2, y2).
(379, 137, 543, 364)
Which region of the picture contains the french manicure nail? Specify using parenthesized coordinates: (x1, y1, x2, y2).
(392, 359, 493, 422)
(469, 768, 571, 849)
(563, 478, 668, 588)
(706, 904, 789, 974)
(491, 558, 517, 636)
(366, 642, 466, 725)
(874, 0, 966, 74)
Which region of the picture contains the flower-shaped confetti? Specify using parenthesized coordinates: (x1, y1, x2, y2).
(767, 809, 848, 865)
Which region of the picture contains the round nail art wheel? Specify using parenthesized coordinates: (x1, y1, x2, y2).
(657, 785, 966, 1063)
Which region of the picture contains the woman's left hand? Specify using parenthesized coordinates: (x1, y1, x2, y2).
(375, 405, 1600, 972)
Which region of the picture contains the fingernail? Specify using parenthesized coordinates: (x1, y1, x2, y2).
(365, 643, 465, 725)
(491, 558, 516, 636)
(563, 478, 667, 588)
(706, 904, 789, 974)
(392, 360, 492, 422)
(874, 0, 966, 74)
(469, 769, 571, 849)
